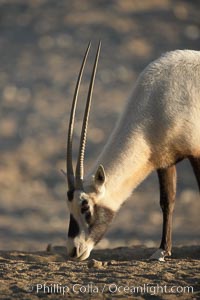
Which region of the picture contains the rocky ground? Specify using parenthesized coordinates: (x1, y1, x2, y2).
(0, 0, 199, 299)
(0, 246, 199, 299)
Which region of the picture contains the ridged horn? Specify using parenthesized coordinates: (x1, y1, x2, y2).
(76, 41, 101, 189)
(66, 42, 91, 190)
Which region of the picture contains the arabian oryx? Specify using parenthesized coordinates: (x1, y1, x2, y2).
(62, 41, 200, 261)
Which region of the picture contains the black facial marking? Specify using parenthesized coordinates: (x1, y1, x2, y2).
(81, 206, 89, 214)
(85, 211, 92, 223)
(89, 205, 115, 245)
(81, 200, 90, 214)
(68, 214, 80, 237)
(82, 199, 88, 206)
(67, 190, 74, 202)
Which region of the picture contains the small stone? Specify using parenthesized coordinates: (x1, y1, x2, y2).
(162, 272, 174, 281)
(88, 259, 102, 268)
(107, 260, 115, 266)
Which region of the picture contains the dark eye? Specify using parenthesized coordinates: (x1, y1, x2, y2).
(81, 199, 90, 214)
(80, 199, 92, 224)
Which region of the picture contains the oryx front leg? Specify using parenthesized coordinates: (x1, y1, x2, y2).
(150, 165, 176, 261)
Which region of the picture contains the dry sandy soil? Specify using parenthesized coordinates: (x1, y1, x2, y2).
(0, 246, 199, 299)
(0, 0, 199, 299)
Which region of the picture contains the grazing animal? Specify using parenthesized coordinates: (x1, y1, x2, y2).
(63, 41, 200, 261)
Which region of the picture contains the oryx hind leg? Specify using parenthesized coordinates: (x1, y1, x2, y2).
(150, 165, 177, 261)
(188, 156, 200, 192)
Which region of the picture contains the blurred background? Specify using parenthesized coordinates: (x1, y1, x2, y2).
(0, 0, 199, 251)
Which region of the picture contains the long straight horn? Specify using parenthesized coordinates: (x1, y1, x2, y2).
(66, 42, 91, 190)
(76, 41, 101, 189)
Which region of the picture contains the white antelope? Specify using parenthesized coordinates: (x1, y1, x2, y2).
(63, 41, 200, 261)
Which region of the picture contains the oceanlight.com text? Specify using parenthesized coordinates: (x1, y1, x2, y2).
(27, 282, 194, 296)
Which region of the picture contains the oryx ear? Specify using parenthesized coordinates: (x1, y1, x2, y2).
(94, 165, 106, 188)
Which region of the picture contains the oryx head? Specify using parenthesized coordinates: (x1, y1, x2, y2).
(63, 42, 114, 260)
